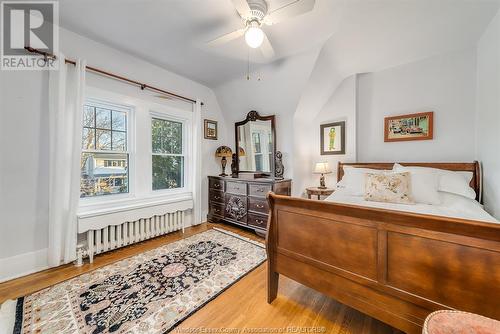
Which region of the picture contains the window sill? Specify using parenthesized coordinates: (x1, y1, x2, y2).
(77, 192, 193, 219)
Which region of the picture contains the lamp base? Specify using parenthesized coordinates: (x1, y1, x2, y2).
(319, 174, 326, 188)
(219, 157, 228, 177)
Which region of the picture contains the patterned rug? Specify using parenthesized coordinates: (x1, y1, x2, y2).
(13, 228, 266, 334)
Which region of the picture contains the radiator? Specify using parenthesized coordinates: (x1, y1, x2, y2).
(85, 210, 186, 263)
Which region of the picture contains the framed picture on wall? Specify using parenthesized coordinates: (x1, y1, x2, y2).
(384, 111, 434, 142)
(204, 119, 218, 140)
(320, 121, 346, 155)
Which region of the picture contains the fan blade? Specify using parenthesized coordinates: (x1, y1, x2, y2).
(260, 31, 275, 59)
(264, 0, 315, 25)
(206, 28, 246, 46)
(232, 0, 251, 19)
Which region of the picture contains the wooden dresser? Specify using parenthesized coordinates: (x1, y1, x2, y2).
(207, 176, 292, 234)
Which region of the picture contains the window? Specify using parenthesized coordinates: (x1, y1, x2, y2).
(80, 102, 129, 198)
(252, 132, 264, 170)
(151, 118, 184, 190)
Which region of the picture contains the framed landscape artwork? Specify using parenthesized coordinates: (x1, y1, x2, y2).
(320, 121, 346, 155)
(204, 119, 218, 140)
(384, 111, 434, 142)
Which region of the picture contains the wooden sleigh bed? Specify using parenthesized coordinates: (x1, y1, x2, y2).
(265, 162, 500, 334)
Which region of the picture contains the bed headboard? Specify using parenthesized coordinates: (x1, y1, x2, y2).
(337, 161, 482, 203)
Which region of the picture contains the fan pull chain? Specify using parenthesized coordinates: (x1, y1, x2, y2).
(247, 48, 250, 80)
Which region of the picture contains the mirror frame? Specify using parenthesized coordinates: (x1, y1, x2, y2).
(235, 110, 276, 177)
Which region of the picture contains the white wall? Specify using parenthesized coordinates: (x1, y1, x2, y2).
(214, 48, 320, 179)
(476, 10, 500, 219)
(0, 27, 228, 281)
(0, 71, 51, 280)
(294, 75, 357, 195)
(357, 49, 477, 163)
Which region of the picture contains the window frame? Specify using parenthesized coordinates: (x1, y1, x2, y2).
(80, 98, 135, 204)
(150, 110, 190, 195)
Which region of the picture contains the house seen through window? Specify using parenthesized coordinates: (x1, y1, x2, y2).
(80, 102, 129, 198)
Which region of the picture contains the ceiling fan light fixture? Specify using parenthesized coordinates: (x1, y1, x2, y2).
(245, 22, 264, 48)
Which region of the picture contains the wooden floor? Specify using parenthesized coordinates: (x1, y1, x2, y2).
(0, 223, 397, 333)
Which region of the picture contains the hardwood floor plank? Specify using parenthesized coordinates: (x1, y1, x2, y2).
(0, 222, 395, 333)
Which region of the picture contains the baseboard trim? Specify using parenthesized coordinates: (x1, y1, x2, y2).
(0, 249, 48, 283)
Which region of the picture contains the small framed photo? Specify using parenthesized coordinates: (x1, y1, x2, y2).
(320, 121, 346, 155)
(384, 111, 433, 142)
(204, 119, 218, 140)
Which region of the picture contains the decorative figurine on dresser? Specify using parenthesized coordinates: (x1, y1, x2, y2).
(208, 111, 292, 235)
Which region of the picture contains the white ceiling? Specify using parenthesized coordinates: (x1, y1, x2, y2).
(59, 0, 500, 87)
(59, 0, 339, 86)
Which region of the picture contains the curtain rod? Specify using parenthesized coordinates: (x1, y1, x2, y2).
(24, 46, 203, 106)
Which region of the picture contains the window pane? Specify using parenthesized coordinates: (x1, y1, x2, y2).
(112, 111, 126, 131)
(83, 106, 95, 128)
(151, 118, 182, 154)
(112, 131, 126, 151)
(255, 154, 263, 171)
(96, 108, 111, 129)
(96, 129, 112, 150)
(82, 127, 95, 150)
(152, 155, 184, 190)
(253, 133, 261, 153)
(80, 152, 128, 197)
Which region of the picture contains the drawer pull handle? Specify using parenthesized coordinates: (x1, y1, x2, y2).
(256, 219, 264, 224)
(257, 188, 265, 192)
(214, 184, 220, 188)
(214, 196, 220, 200)
(256, 204, 264, 208)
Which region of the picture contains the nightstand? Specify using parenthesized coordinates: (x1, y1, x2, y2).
(306, 187, 334, 200)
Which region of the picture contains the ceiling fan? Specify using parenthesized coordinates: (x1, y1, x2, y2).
(207, 0, 316, 59)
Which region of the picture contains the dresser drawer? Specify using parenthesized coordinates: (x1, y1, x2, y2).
(224, 194, 247, 223)
(209, 202, 224, 217)
(209, 189, 224, 203)
(248, 197, 269, 214)
(249, 183, 272, 197)
(248, 213, 268, 229)
(209, 178, 224, 191)
(226, 181, 247, 195)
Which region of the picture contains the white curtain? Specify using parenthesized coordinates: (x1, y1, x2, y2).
(192, 100, 203, 225)
(47, 54, 86, 267)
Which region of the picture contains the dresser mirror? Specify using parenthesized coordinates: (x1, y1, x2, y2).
(235, 111, 276, 176)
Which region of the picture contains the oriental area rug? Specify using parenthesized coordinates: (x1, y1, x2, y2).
(14, 228, 266, 334)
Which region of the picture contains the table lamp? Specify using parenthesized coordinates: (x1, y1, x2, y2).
(215, 146, 233, 176)
(313, 162, 332, 189)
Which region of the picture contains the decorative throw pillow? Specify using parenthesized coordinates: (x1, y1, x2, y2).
(364, 172, 414, 204)
(337, 166, 393, 196)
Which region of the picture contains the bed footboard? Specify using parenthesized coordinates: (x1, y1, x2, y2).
(266, 193, 500, 334)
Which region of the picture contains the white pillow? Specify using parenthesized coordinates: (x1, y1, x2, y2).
(394, 164, 476, 200)
(392, 164, 441, 205)
(337, 166, 393, 196)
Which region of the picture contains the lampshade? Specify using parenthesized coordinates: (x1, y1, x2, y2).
(215, 146, 232, 158)
(313, 162, 332, 174)
(245, 22, 264, 48)
(238, 147, 246, 157)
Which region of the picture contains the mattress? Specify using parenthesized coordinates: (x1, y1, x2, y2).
(325, 189, 498, 223)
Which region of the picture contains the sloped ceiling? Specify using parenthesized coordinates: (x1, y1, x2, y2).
(59, 0, 499, 89)
(295, 0, 500, 121)
(58, 0, 339, 86)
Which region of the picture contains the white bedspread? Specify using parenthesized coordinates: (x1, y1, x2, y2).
(325, 189, 498, 223)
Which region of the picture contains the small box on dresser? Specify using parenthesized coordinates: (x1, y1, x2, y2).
(207, 176, 292, 234)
